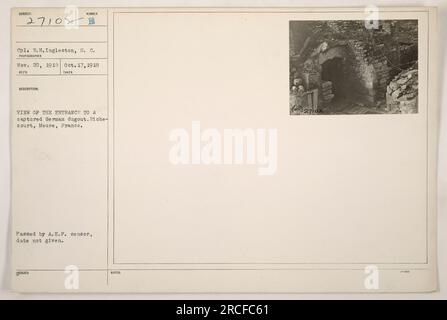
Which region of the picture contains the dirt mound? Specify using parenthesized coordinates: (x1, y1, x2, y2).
(386, 67, 418, 113)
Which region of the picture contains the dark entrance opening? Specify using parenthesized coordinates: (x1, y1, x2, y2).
(321, 57, 349, 102)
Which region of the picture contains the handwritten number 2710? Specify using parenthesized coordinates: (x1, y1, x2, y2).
(26, 16, 82, 26)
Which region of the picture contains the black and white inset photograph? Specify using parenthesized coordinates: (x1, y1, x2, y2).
(289, 20, 418, 115)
